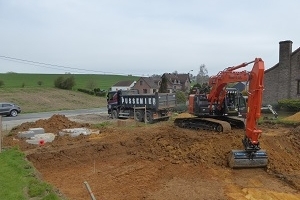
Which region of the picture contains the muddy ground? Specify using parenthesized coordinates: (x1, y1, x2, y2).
(3, 114, 300, 200)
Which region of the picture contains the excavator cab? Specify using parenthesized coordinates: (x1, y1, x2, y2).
(189, 88, 246, 118)
(189, 94, 210, 116)
(224, 88, 247, 117)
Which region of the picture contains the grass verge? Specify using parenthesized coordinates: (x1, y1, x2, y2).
(0, 147, 64, 200)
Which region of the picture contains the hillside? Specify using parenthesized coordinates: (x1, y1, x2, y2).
(0, 88, 107, 113)
(0, 73, 139, 90)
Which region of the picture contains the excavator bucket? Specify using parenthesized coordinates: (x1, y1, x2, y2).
(228, 150, 268, 168)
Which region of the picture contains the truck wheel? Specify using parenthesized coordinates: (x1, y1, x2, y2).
(134, 110, 144, 122)
(145, 111, 154, 124)
(112, 110, 118, 119)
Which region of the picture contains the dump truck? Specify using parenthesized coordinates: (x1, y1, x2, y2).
(107, 90, 176, 123)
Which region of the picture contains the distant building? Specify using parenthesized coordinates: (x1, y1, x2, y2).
(263, 40, 300, 104)
(131, 73, 191, 94)
(110, 80, 136, 91)
(162, 73, 191, 93)
(132, 77, 161, 94)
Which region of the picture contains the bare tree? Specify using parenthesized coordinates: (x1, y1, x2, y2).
(196, 64, 209, 85)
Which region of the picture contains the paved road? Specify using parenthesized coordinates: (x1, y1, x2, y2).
(1, 108, 107, 131)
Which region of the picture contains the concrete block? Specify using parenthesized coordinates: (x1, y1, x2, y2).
(25, 133, 56, 145)
(29, 128, 45, 134)
(59, 128, 92, 137)
(18, 130, 36, 139)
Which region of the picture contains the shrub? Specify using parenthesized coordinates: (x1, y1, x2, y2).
(278, 99, 300, 111)
(173, 104, 188, 113)
(78, 88, 94, 95)
(95, 90, 107, 97)
(54, 76, 75, 90)
(0, 80, 4, 87)
(176, 91, 187, 104)
(21, 82, 25, 88)
(78, 88, 107, 96)
(54, 76, 64, 88)
(37, 80, 43, 86)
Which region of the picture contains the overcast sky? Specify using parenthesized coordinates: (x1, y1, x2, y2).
(1, 0, 300, 76)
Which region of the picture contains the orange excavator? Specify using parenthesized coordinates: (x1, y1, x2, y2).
(174, 58, 268, 168)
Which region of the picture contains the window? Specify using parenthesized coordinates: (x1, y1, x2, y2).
(297, 80, 300, 94)
(143, 89, 147, 93)
(140, 81, 143, 86)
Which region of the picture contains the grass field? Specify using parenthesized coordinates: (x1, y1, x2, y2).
(0, 148, 63, 200)
(0, 87, 108, 113)
(0, 73, 139, 90)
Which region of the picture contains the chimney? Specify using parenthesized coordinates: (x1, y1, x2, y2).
(279, 40, 293, 63)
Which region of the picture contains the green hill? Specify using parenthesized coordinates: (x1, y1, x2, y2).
(0, 73, 139, 90)
(0, 73, 139, 113)
(0, 87, 108, 113)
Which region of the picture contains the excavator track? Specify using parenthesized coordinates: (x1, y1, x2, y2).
(174, 116, 245, 133)
(174, 117, 231, 133)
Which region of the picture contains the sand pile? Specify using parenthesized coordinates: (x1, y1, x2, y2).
(283, 112, 300, 122)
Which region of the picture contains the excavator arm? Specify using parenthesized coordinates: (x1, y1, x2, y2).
(207, 58, 268, 168)
(243, 58, 264, 149)
(228, 58, 268, 168)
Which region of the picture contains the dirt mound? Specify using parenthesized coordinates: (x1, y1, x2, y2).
(4, 114, 90, 151)
(283, 112, 300, 122)
(11, 114, 90, 134)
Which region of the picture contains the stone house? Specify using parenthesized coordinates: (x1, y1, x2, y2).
(131, 77, 161, 94)
(110, 80, 136, 91)
(263, 40, 300, 105)
(161, 73, 191, 93)
(132, 73, 191, 94)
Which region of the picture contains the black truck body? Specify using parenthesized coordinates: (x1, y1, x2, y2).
(107, 90, 176, 123)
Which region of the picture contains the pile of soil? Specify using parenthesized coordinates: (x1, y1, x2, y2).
(10, 114, 90, 134)
(283, 112, 300, 122)
(3, 114, 300, 200)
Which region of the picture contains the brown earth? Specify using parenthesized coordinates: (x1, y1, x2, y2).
(3, 114, 300, 200)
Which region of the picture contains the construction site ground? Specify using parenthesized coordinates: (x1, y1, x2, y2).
(3, 113, 300, 200)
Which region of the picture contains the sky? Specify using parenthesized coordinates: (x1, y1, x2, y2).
(1, 0, 300, 77)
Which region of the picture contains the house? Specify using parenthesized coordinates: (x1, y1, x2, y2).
(162, 73, 191, 93)
(110, 80, 136, 91)
(263, 40, 300, 105)
(131, 73, 191, 94)
(131, 77, 161, 94)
